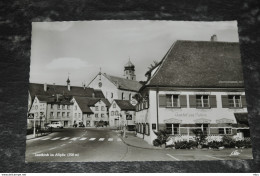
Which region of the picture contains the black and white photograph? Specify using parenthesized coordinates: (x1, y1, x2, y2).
(26, 20, 252, 162)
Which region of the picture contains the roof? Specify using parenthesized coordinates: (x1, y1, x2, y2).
(73, 96, 111, 114)
(29, 83, 105, 100)
(103, 74, 142, 92)
(36, 95, 55, 103)
(125, 60, 134, 67)
(114, 100, 136, 111)
(145, 40, 244, 88)
(73, 97, 94, 114)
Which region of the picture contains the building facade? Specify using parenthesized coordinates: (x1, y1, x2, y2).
(135, 40, 250, 145)
(87, 60, 142, 103)
(109, 99, 136, 130)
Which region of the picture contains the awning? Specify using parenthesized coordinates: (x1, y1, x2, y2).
(234, 113, 249, 126)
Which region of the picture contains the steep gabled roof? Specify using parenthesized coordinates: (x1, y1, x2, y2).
(29, 83, 105, 100)
(146, 40, 244, 88)
(114, 99, 136, 111)
(103, 74, 142, 92)
(73, 96, 111, 114)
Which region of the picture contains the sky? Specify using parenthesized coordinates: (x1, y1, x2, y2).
(30, 20, 239, 86)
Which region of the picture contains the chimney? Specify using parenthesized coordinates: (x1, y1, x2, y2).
(210, 34, 217, 42)
(44, 83, 47, 92)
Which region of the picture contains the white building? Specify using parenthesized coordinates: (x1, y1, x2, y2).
(109, 99, 136, 130)
(87, 60, 142, 103)
(72, 96, 110, 127)
(135, 40, 249, 145)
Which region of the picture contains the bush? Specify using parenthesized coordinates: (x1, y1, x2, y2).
(153, 130, 170, 147)
(235, 140, 252, 148)
(153, 139, 161, 147)
(175, 141, 198, 149)
(208, 141, 223, 149)
(222, 135, 236, 148)
(192, 129, 207, 146)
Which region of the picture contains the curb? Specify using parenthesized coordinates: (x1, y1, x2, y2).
(117, 133, 165, 150)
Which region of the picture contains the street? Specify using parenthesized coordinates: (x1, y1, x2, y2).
(26, 128, 253, 162)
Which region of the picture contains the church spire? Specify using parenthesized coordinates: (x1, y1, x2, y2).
(124, 58, 136, 80)
(66, 72, 71, 91)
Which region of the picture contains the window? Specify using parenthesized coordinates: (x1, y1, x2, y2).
(78, 113, 81, 118)
(87, 114, 91, 117)
(101, 106, 105, 111)
(75, 113, 77, 118)
(62, 105, 65, 109)
(113, 103, 116, 108)
(67, 112, 70, 117)
(111, 111, 114, 116)
(95, 114, 98, 118)
(228, 95, 242, 108)
(166, 95, 180, 107)
(101, 114, 104, 118)
(129, 94, 131, 100)
(196, 124, 209, 134)
(219, 128, 232, 135)
(196, 95, 210, 108)
(67, 105, 70, 110)
(50, 112, 53, 117)
(75, 105, 77, 110)
(145, 123, 150, 135)
(57, 112, 61, 117)
(95, 106, 99, 111)
(57, 105, 61, 109)
(111, 93, 113, 98)
(115, 111, 119, 116)
(35, 105, 38, 110)
(51, 104, 54, 109)
(166, 124, 179, 135)
(62, 112, 65, 117)
(122, 92, 124, 100)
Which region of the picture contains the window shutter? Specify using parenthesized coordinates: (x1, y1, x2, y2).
(221, 95, 229, 108)
(209, 95, 217, 108)
(180, 95, 187, 108)
(147, 123, 150, 136)
(189, 95, 196, 108)
(241, 95, 247, 108)
(159, 95, 166, 107)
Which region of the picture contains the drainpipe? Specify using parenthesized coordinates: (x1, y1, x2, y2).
(156, 86, 159, 131)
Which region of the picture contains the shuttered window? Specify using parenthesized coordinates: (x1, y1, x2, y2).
(209, 95, 217, 108)
(159, 95, 166, 107)
(222, 95, 247, 108)
(180, 95, 187, 108)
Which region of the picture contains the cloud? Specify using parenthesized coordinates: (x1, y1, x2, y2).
(46, 57, 90, 69)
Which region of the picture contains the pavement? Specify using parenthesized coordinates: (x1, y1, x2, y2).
(115, 130, 161, 150)
(26, 127, 253, 162)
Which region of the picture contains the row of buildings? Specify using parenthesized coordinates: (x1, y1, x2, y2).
(28, 36, 250, 145)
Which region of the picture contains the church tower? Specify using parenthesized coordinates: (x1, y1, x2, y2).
(124, 59, 136, 81)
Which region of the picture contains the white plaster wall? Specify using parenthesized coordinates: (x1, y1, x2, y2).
(109, 101, 121, 127)
(28, 97, 47, 128)
(88, 74, 118, 103)
(72, 98, 83, 125)
(90, 100, 109, 124)
(46, 104, 73, 126)
(157, 91, 247, 124)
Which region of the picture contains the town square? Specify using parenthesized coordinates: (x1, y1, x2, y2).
(26, 20, 252, 162)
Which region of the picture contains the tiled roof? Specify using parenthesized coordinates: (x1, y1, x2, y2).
(114, 100, 136, 111)
(103, 74, 142, 92)
(36, 95, 56, 103)
(29, 83, 105, 100)
(146, 40, 244, 88)
(73, 96, 110, 114)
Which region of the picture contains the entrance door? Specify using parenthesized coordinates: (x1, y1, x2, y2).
(64, 121, 68, 127)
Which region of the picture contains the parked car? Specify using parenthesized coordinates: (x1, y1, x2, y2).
(47, 122, 63, 129)
(78, 122, 85, 127)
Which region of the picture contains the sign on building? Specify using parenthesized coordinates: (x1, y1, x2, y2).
(126, 114, 132, 120)
(28, 113, 34, 119)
